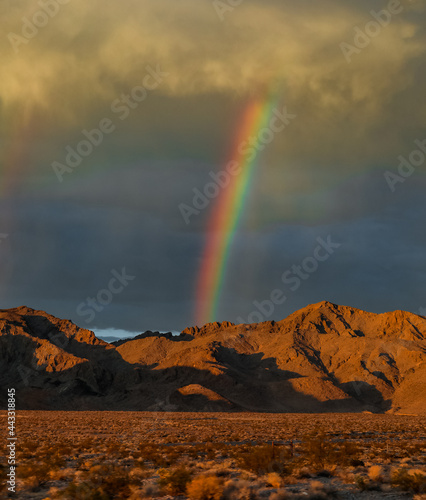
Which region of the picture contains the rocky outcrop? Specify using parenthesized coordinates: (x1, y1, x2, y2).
(0, 302, 425, 413)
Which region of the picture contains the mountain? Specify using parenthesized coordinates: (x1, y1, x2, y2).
(0, 302, 425, 413)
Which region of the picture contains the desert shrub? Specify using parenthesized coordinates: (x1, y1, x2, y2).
(266, 472, 283, 488)
(138, 443, 170, 467)
(24, 440, 39, 451)
(87, 464, 130, 491)
(309, 480, 326, 492)
(158, 466, 192, 495)
(128, 467, 147, 482)
(308, 479, 337, 499)
(105, 439, 124, 456)
(78, 437, 95, 451)
(391, 469, 426, 493)
(223, 479, 258, 500)
(54, 440, 73, 457)
(55, 481, 110, 499)
(368, 465, 384, 482)
(48, 467, 74, 481)
(300, 433, 337, 470)
(22, 475, 40, 491)
(163, 446, 183, 464)
(234, 445, 287, 475)
(187, 475, 223, 500)
(139, 482, 159, 498)
(20, 440, 39, 457)
(355, 476, 369, 491)
(55, 464, 132, 499)
(44, 452, 66, 469)
(355, 475, 381, 492)
(18, 462, 50, 488)
(335, 441, 362, 466)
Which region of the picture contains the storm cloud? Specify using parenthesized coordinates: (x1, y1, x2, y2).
(0, 0, 425, 330)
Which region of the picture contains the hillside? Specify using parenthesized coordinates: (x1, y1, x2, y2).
(0, 302, 425, 413)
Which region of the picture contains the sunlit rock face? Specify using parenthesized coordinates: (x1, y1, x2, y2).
(0, 302, 425, 414)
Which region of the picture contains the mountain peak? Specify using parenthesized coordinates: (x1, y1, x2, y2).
(0, 303, 425, 413)
(182, 321, 235, 336)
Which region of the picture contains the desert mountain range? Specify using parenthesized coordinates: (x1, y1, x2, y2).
(0, 301, 425, 413)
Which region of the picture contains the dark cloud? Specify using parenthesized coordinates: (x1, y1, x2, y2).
(1, 0, 425, 329)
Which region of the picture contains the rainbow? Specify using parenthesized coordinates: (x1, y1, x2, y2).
(195, 89, 280, 326)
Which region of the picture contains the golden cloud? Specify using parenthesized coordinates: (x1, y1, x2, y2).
(1, 0, 425, 167)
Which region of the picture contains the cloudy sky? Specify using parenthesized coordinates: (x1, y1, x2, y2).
(1, 0, 425, 333)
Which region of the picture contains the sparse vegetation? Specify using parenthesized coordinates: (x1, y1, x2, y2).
(234, 444, 289, 475)
(0, 410, 424, 499)
(187, 475, 223, 500)
(299, 431, 337, 470)
(158, 466, 192, 495)
(391, 468, 426, 493)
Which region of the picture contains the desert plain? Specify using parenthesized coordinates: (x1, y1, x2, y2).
(1, 411, 425, 499)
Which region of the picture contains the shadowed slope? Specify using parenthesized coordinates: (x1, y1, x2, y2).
(0, 302, 425, 413)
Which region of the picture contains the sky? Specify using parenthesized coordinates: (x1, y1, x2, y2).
(0, 0, 425, 333)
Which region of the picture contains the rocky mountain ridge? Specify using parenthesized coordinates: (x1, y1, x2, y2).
(0, 302, 425, 413)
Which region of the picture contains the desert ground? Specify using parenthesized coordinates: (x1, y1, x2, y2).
(1, 411, 425, 499)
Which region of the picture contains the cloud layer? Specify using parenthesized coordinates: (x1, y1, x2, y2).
(1, 0, 425, 329)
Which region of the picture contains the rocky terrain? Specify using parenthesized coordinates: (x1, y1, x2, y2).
(0, 301, 425, 413)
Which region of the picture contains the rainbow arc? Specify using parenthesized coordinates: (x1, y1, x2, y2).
(195, 89, 280, 326)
